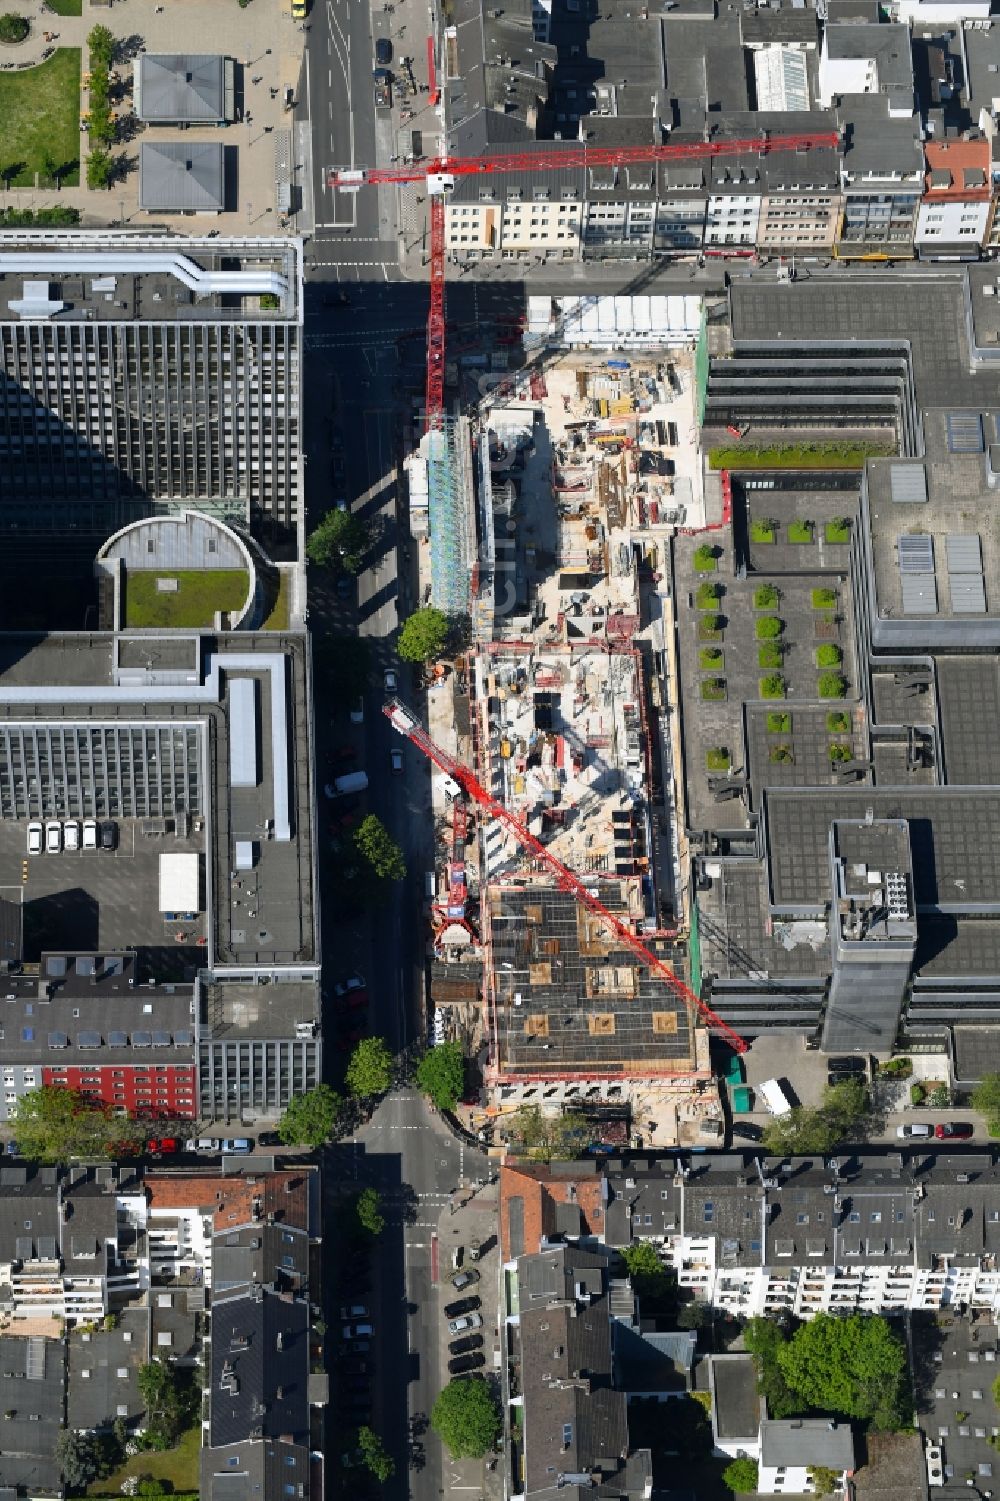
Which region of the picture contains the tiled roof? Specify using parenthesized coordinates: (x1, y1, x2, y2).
(500, 1161, 605, 1259)
(146, 1170, 310, 1232)
(924, 138, 991, 200)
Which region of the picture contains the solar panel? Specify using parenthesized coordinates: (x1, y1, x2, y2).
(108, 1030, 129, 1047)
(45, 956, 66, 977)
(898, 534, 934, 572)
(25, 1338, 45, 1380)
(105, 957, 124, 976)
(47, 1031, 68, 1048)
(15, 1236, 33, 1260)
(132, 1031, 152, 1048)
(76, 957, 96, 976)
(173, 1029, 192, 1047)
(152, 1030, 173, 1047)
(36, 1236, 57, 1261)
(946, 411, 984, 454)
(78, 1031, 102, 1048)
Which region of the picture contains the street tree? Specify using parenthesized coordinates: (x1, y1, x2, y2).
(972, 1073, 1000, 1134)
(721, 1458, 759, 1494)
(354, 814, 406, 882)
(12, 1086, 143, 1164)
(415, 1041, 465, 1112)
(431, 1375, 502, 1459)
(762, 1078, 870, 1156)
(86, 148, 114, 190)
(354, 1187, 385, 1237)
(345, 1036, 394, 1098)
(357, 1425, 394, 1482)
(776, 1312, 909, 1428)
(398, 606, 450, 663)
(306, 509, 370, 572)
(278, 1084, 343, 1147)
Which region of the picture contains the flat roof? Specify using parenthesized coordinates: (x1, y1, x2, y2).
(0, 955, 194, 1062)
(765, 787, 1000, 912)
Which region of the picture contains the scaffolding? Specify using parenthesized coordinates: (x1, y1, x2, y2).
(428, 416, 475, 618)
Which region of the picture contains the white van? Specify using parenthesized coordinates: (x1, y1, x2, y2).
(758, 1078, 793, 1117)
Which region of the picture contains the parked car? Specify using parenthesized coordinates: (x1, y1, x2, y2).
(26, 821, 42, 855)
(340, 1303, 370, 1320)
(342, 1322, 375, 1340)
(334, 974, 367, 997)
(730, 1122, 763, 1142)
(448, 1333, 484, 1356)
(82, 818, 98, 850)
(99, 820, 118, 850)
(384, 669, 398, 694)
(147, 1138, 178, 1155)
(444, 1296, 481, 1319)
(896, 1124, 933, 1139)
(449, 1352, 486, 1375)
(63, 821, 80, 851)
(45, 820, 62, 854)
(375, 35, 392, 64)
(185, 1137, 217, 1153)
(450, 1268, 481, 1291)
(935, 1122, 974, 1140)
(448, 1312, 484, 1335)
(390, 749, 404, 775)
(257, 1131, 282, 1147)
(827, 1055, 866, 1075)
(346, 1340, 371, 1354)
(220, 1137, 251, 1153)
(5, 1140, 18, 1157)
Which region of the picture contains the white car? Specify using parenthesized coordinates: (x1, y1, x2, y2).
(82, 819, 98, 851)
(448, 1312, 484, 1335)
(896, 1123, 932, 1139)
(26, 821, 42, 855)
(45, 820, 62, 854)
(63, 821, 80, 851)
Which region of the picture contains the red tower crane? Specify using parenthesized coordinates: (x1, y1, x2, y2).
(384, 698, 748, 1055)
(329, 130, 839, 431)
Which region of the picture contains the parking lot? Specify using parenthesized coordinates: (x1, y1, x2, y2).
(1, 817, 207, 959)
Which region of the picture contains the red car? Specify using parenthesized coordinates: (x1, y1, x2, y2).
(147, 1137, 179, 1155)
(935, 1123, 974, 1140)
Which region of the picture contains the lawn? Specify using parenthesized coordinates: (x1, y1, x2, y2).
(709, 442, 893, 470)
(263, 569, 291, 630)
(87, 1425, 201, 1498)
(47, 0, 83, 13)
(124, 569, 249, 628)
(0, 48, 82, 187)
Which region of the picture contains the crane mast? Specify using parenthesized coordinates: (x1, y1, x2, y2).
(384, 699, 748, 1055)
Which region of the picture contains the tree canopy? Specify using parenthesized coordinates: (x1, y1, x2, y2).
(306, 509, 370, 572)
(278, 1084, 343, 1147)
(398, 606, 450, 663)
(431, 1376, 502, 1459)
(506, 1105, 589, 1160)
(12, 1086, 143, 1164)
(776, 1312, 909, 1427)
(136, 1360, 196, 1447)
(972, 1072, 1000, 1135)
(620, 1240, 676, 1322)
(55, 1431, 114, 1489)
(345, 1035, 394, 1098)
(357, 1425, 394, 1482)
(354, 814, 406, 882)
(762, 1078, 870, 1156)
(415, 1041, 465, 1112)
(721, 1458, 759, 1494)
(742, 1316, 803, 1420)
(355, 1187, 386, 1237)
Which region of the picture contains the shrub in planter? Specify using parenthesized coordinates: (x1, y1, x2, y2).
(766, 711, 791, 733)
(769, 744, 793, 764)
(816, 643, 843, 668)
(760, 674, 786, 699)
(705, 747, 730, 771)
(693, 544, 718, 573)
(758, 643, 783, 670)
(818, 672, 847, 699)
(812, 587, 837, 609)
(750, 518, 776, 544)
(696, 582, 720, 609)
(825, 517, 851, 544)
(827, 711, 850, 733)
(0, 13, 29, 42)
(698, 614, 724, 640)
(788, 519, 814, 544)
(699, 648, 723, 670)
(754, 584, 779, 609)
(829, 743, 852, 762)
(910, 1082, 926, 1106)
(755, 615, 783, 640)
(701, 678, 726, 702)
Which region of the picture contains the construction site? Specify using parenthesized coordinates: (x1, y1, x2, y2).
(403, 301, 733, 1149)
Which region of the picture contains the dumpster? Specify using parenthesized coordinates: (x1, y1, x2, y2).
(731, 1085, 753, 1114)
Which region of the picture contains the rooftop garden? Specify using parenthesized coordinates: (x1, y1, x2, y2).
(123, 569, 249, 629)
(709, 443, 893, 471)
